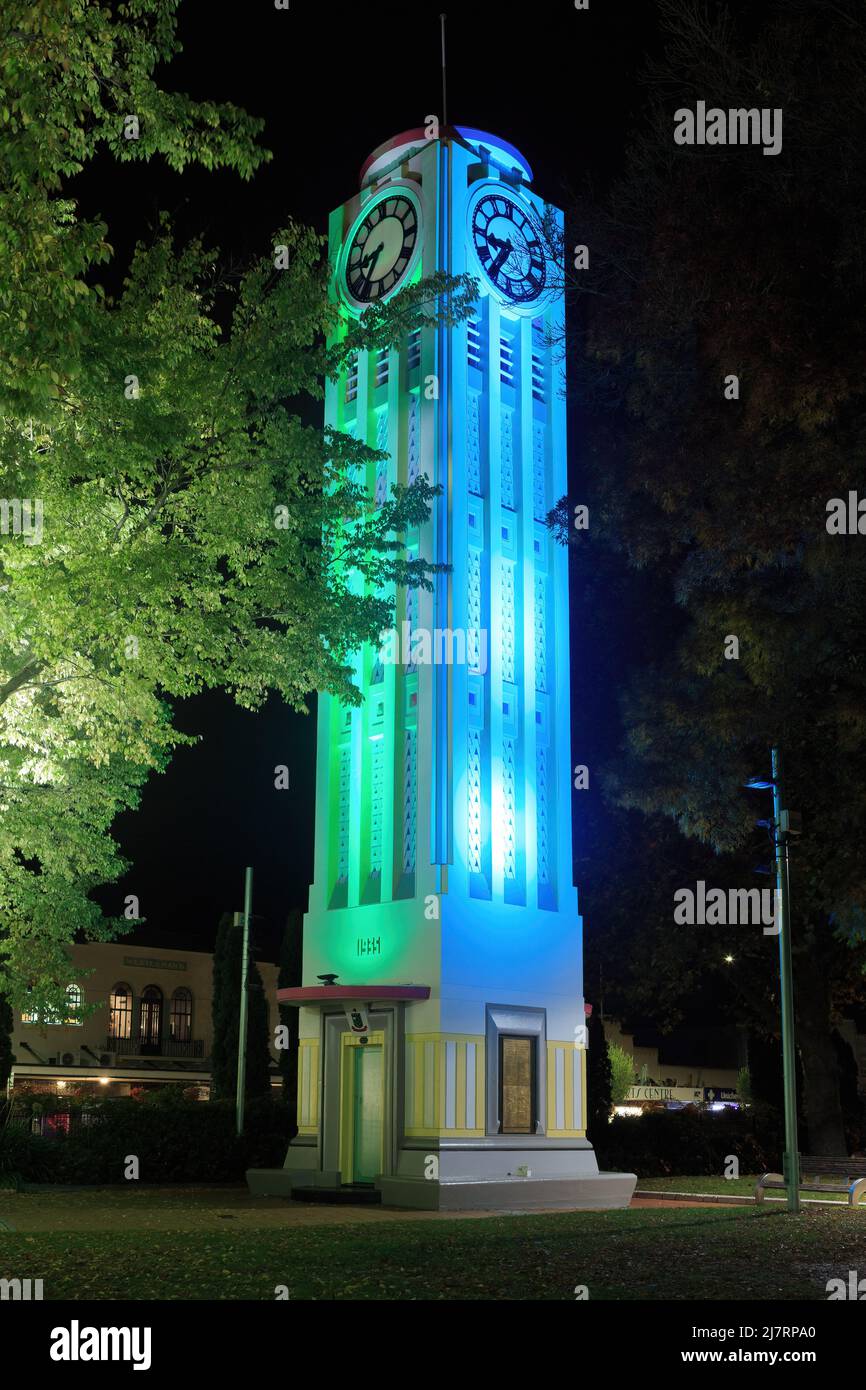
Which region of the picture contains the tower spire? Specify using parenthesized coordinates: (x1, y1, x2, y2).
(440, 13, 448, 128)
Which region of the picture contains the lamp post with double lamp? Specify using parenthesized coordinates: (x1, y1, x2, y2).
(745, 748, 801, 1213)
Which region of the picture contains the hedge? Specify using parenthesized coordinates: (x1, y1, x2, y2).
(0, 1094, 292, 1186)
(595, 1106, 784, 1178)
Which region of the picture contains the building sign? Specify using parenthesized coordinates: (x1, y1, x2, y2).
(703, 1087, 738, 1102)
(123, 956, 188, 972)
(627, 1085, 703, 1104)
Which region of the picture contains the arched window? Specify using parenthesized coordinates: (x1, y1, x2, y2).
(170, 988, 192, 1043)
(139, 985, 163, 1049)
(65, 984, 83, 1026)
(109, 983, 133, 1040)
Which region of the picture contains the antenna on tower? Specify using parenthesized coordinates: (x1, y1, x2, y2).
(440, 13, 448, 128)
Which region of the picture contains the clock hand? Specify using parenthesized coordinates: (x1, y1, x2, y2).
(489, 236, 513, 280)
(361, 241, 384, 272)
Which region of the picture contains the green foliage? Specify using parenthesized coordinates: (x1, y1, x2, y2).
(0, 1, 478, 1013)
(737, 1066, 753, 1107)
(607, 1043, 636, 1107)
(0, 0, 270, 414)
(0, 990, 12, 1090)
(585, 1010, 612, 1144)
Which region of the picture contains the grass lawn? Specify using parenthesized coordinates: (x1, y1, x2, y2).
(0, 1185, 863, 1299)
(637, 1175, 855, 1203)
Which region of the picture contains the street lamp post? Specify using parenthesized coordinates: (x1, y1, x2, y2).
(235, 866, 253, 1138)
(746, 749, 800, 1213)
(771, 749, 800, 1213)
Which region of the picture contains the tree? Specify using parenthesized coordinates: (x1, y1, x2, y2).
(585, 1007, 613, 1144)
(277, 908, 303, 1117)
(210, 911, 271, 1102)
(0, 991, 12, 1092)
(607, 1044, 635, 1109)
(1, 0, 270, 416)
(554, 0, 866, 1153)
(0, 1, 477, 1013)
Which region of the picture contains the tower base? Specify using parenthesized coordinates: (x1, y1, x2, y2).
(378, 1139, 635, 1211)
(247, 1137, 636, 1212)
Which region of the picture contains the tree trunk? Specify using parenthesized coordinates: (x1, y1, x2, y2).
(795, 963, 847, 1155)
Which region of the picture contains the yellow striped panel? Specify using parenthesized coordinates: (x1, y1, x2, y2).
(546, 1041, 586, 1138)
(404, 1033, 485, 1137)
(297, 1038, 320, 1135)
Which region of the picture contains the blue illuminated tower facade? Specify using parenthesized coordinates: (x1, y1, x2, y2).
(250, 127, 634, 1209)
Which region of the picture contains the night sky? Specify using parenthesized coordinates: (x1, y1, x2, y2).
(77, 2, 759, 960)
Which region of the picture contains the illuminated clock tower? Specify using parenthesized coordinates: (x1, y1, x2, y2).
(248, 126, 635, 1210)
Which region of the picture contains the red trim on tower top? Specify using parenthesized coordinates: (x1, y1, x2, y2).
(359, 126, 533, 188)
(277, 984, 431, 1007)
(359, 128, 429, 186)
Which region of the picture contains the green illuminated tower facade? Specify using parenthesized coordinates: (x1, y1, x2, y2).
(249, 126, 635, 1209)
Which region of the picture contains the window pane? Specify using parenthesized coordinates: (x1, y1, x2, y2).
(170, 988, 192, 1041)
(139, 986, 162, 1045)
(109, 984, 132, 1039)
(65, 984, 83, 1026)
(501, 1036, 534, 1134)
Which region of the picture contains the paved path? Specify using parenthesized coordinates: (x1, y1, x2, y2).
(630, 1196, 726, 1209)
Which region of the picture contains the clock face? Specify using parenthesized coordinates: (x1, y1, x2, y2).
(344, 192, 419, 305)
(470, 191, 547, 304)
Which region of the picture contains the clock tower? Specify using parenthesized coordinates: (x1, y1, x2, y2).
(248, 126, 635, 1210)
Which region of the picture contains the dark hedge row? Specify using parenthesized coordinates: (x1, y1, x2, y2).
(595, 1107, 784, 1178)
(0, 1095, 292, 1186)
(1, 1096, 795, 1187)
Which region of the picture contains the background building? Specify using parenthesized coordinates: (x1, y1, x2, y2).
(8, 940, 280, 1098)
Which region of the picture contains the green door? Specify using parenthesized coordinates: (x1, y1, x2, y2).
(352, 1044, 383, 1184)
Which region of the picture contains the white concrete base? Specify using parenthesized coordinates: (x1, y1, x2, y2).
(379, 1170, 636, 1211)
(248, 1134, 636, 1211)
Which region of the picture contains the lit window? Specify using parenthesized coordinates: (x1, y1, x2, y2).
(109, 983, 132, 1040)
(467, 319, 484, 371)
(65, 984, 83, 1026)
(139, 985, 163, 1049)
(345, 353, 359, 404)
(500, 337, 515, 388)
(170, 988, 192, 1043)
